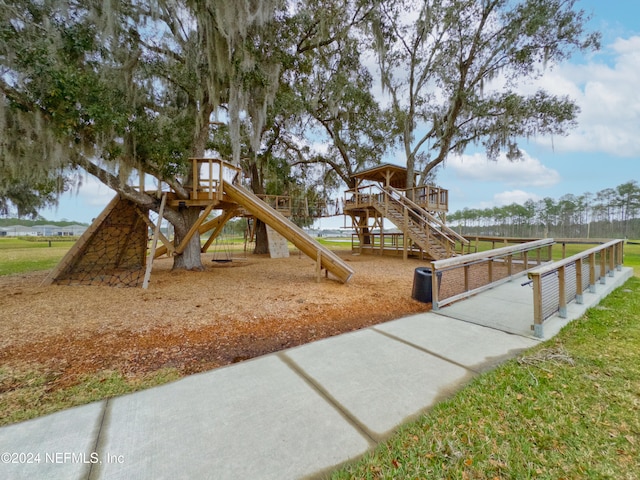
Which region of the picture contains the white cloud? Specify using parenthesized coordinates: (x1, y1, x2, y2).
(532, 36, 640, 157)
(76, 176, 115, 206)
(489, 190, 541, 207)
(447, 151, 561, 187)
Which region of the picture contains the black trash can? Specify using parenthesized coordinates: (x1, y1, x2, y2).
(412, 267, 442, 303)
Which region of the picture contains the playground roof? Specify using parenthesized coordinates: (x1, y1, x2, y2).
(351, 163, 412, 188)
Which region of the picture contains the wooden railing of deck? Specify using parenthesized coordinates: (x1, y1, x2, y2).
(344, 184, 448, 213)
(527, 239, 624, 338)
(190, 158, 241, 201)
(256, 195, 292, 216)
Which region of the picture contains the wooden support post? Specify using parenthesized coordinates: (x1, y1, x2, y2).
(523, 251, 529, 270)
(530, 273, 544, 338)
(558, 265, 567, 318)
(464, 264, 470, 292)
(431, 264, 439, 309)
(616, 241, 623, 271)
(488, 259, 493, 283)
(192, 158, 199, 200)
(403, 207, 409, 261)
(142, 193, 167, 289)
(208, 160, 214, 199)
(608, 245, 615, 277)
(316, 249, 322, 283)
(576, 257, 584, 304)
(599, 250, 606, 284)
(589, 252, 597, 292)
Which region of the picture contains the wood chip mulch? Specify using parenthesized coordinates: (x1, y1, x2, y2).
(0, 250, 433, 390)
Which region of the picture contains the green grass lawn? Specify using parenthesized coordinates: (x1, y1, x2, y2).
(332, 276, 640, 479)
(0, 238, 74, 275)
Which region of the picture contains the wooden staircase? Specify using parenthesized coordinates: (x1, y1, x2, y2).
(371, 187, 466, 260)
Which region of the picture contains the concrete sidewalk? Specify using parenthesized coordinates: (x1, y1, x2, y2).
(0, 267, 633, 480)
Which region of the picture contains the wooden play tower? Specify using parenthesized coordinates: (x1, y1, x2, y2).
(45, 159, 354, 287)
(343, 164, 468, 260)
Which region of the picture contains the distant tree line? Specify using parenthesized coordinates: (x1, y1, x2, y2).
(449, 181, 640, 239)
(0, 218, 88, 228)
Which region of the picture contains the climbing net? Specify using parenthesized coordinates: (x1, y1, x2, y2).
(53, 198, 149, 287)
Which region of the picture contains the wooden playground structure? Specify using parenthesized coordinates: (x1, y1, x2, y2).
(343, 164, 468, 260)
(44, 160, 466, 288)
(45, 159, 354, 287)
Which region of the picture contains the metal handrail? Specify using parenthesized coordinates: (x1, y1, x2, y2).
(430, 238, 555, 311)
(527, 239, 624, 337)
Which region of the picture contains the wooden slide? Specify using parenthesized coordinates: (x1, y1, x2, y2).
(223, 181, 354, 283)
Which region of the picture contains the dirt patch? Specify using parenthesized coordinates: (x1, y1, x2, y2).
(0, 250, 434, 390)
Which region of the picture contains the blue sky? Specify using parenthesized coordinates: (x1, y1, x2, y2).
(439, 0, 640, 215)
(41, 1, 639, 225)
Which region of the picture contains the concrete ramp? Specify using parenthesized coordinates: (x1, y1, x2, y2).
(223, 182, 354, 283)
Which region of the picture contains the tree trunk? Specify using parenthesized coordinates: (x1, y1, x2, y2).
(248, 160, 270, 255)
(172, 206, 204, 271)
(254, 220, 269, 254)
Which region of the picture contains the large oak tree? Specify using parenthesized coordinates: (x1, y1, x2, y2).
(370, 0, 600, 189)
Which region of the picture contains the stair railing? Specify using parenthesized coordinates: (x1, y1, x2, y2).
(383, 186, 469, 254)
(365, 185, 465, 256)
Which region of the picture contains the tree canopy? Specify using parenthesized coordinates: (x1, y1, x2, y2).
(369, 0, 600, 188)
(1, 0, 602, 266)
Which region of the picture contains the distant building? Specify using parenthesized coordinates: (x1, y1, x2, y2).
(0, 224, 87, 237)
(58, 225, 88, 236)
(31, 225, 59, 236)
(0, 225, 38, 237)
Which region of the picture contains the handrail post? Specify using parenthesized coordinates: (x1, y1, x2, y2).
(402, 205, 409, 261)
(576, 257, 584, 304)
(530, 272, 544, 338)
(214, 160, 219, 200)
(608, 244, 615, 277)
(615, 241, 621, 271)
(464, 264, 470, 292)
(589, 252, 596, 292)
(488, 258, 493, 283)
(558, 265, 567, 318)
(599, 249, 606, 284)
(431, 263, 440, 310)
(618, 240, 624, 271)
